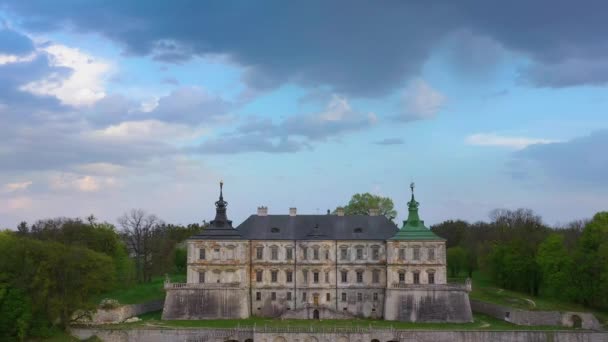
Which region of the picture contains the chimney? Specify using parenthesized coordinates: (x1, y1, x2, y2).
(368, 208, 379, 216)
(289, 207, 297, 216)
(336, 207, 345, 216)
(257, 206, 268, 216)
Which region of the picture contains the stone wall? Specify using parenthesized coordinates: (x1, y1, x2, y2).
(78, 300, 164, 324)
(471, 300, 603, 330)
(71, 327, 608, 342)
(384, 285, 472, 323)
(162, 287, 249, 320)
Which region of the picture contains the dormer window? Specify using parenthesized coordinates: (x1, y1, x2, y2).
(271, 227, 280, 233)
(354, 227, 363, 233)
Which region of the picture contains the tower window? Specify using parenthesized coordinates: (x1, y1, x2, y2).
(271, 246, 278, 260)
(341, 292, 347, 302)
(340, 247, 348, 260)
(413, 272, 420, 284)
(356, 271, 363, 283)
(356, 247, 364, 260)
(428, 247, 435, 261)
(372, 246, 380, 260)
(286, 247, 293, 260)
(341, 270, 348, 283)
(256, 270, 263, 282)
(372, 269, 380, 283)
(313, 272, 319, 283)
(286, 271, 293, 283)
(398, 271, 405, 283)
(413, 246, 420, 260)
(271, 270, 278, 283)
(198, 271, 205, 283)
(256, 246, 264, 259)
(199, 248, 206, 260)
(256, 292, 261, 301)
(399, 248, 406, 260)
(428, 272, 435, 284)
(313, 247, 319, 260)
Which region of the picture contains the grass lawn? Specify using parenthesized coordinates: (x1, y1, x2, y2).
(93, 274, 185, 305)
(98, 311, 570, 331)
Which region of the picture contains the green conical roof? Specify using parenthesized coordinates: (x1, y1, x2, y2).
(390, 183, 444, 241)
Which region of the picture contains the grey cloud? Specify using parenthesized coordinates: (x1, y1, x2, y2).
(0, 27, 35, 55)
(510, 130, 608, 186)
(4, 1, 608, 91)
(373, 138, 404, 145)
(149, 86, 231, 124)
(194, 134, 306, 154)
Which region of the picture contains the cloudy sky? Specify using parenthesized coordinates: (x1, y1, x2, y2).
(1, 1, 607, 228)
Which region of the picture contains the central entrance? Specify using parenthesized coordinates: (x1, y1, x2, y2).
(313, 309, 320, 319)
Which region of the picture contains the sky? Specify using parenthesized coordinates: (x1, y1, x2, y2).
(1, 1, 607, 229)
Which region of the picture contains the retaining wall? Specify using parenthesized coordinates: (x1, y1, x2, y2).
(71, 327, 608, 342)
(470, 300, 602, 330)
(80, 300, 164, 324)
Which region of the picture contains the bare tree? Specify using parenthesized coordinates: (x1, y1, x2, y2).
(118, 209, 162, 283)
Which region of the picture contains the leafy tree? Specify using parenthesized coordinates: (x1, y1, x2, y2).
(173, 247, 187, 274)
(337, 193, 397, 220)
(570, 212, 608, 308)
(536, 234, 573, 300)
(431, 220, 469, 248)
(0, 285, 31, 341)
(447, 246, 467, 277)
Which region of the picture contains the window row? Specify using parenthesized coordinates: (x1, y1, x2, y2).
(198, 246, 236, 260)
(396, 246, 436, 261)
(252, 245, 385, 261)
(253, 269, 384, 284)
(396, 270, 436, 284)
(254, 291, 381, 302)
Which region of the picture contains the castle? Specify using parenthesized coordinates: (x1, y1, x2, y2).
(162, 183, 472, 322)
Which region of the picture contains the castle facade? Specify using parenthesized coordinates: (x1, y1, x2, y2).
(162, 183, 472, 322)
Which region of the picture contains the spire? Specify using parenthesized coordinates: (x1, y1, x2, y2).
(389, 182, 443, 241)
(407, 182, 420, 224)
(213, 180, 228, 226)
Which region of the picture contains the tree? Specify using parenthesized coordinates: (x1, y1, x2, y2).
(447, 246, 467, 277)
(431, 220, 469, 248)
(118, 209, 162, 283)
(536, 234, 573, 300)
(570, 212, 608, 308)
(337, 193, 397, 220)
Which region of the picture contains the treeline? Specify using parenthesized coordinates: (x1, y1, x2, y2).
(0, 211, 204, 341)
(431, 209, 608, 310)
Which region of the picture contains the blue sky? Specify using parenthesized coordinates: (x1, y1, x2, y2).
(1, 1, 607, 228)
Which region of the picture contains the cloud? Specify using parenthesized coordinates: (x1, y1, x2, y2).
(444, 29, 506, 76)
(195, 95, 374, 154)
(92, 119, 207, 143)
(148, 86, 232, 124)
(49, 173, 116, 192)
(510, 130, 608, 186)
(0, 27, 35, 55)
(373, 138, 404, 146)
(396, 79, 446, 121)
(521, 59, 608, 88)
(4, 181, 33, 192)
(466, 133, 559, 150)
(20, 44, 112, 107)
(508, 130, 608, 186)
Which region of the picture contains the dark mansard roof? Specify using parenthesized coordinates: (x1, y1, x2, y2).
(235, 214, 399, 240)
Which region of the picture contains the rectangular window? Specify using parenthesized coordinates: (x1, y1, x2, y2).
(413, 272, 420, 284)
(398, 248, 406, 260)
(341, 271, 348, 283)
(303, 270, 308, 283)
(271, 247, 278, 260)
(199, 248, 206, 260)
(271, 270, 278, 283)
(398, 272, 405, 283)
(356, 248, 363, 260)
(287, 292, 292, 300)
(372, 269, 380, 283)
(286, 247, 293, 260)
(256, 246, 264, 260)
(340, 248, 348, 260)
(325, 271, 330, 283)
(325, 250, 330, 260)
(271, 292, 276, 301)
(326, 293, 331, 301)
(413, 247, 420, 260)
(357, 293, 363, 302)
(213, 248, 220, 259)
(198, 271, 205, 283)
(373, 292, 378, 301)
(256, 292, 261, 301)
(313, 248, 319, 260)
(356, 271, 363, 283)
(256, 270, 263, 282)
(286, 271, 293, 283)
(302, 247, 308, 260)
(313, 272, 319, 283)
(428, 248, 435, 261)
(372, 247, 379, 260)
(428, 272, 435, 284)
(302, 292, 307, 302)
(341, 292, 347, 302)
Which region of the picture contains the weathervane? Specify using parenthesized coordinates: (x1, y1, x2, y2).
(410, 182, 415, 194)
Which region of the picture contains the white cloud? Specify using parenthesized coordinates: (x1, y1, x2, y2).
(4, 181, 33, 192)
(466, 133, 559, 150)
(91, 119, 207, 143)
(49, 173, 116, 192)
(0, 52, 36, 65)
(399, 79, 446, 121)
(20, 44, 112, 107)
